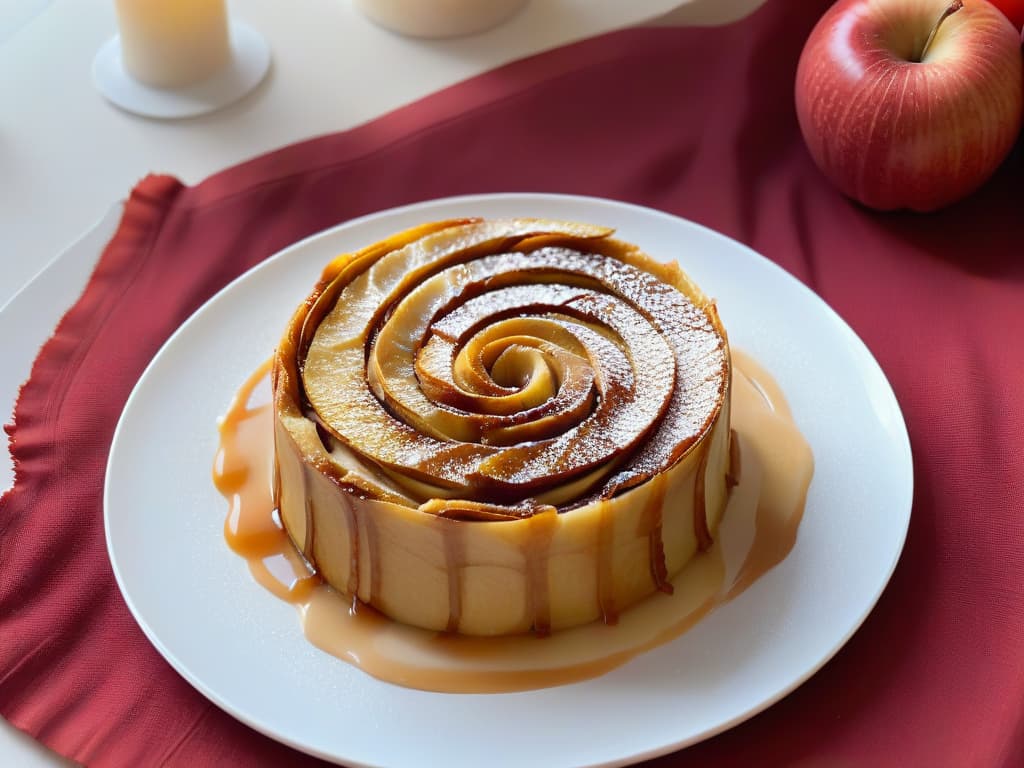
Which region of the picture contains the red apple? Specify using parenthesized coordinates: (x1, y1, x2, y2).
(795, 0, 1023, 212)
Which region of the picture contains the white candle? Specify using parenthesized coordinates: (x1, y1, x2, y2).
(354, 0, 528, 38)
(114, 0, 231, 88)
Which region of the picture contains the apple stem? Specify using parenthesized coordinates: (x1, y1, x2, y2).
(917, 0, 963, 62)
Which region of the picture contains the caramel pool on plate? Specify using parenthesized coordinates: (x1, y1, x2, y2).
(215, 350, 812, 693)
(214, 218, 813, 692)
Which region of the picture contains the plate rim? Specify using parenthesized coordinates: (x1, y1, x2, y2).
(104, 192, 913, 768)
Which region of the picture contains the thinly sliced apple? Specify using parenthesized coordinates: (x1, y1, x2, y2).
(273, 218, 731, 635)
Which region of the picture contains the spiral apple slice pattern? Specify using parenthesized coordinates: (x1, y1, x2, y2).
(272, 218, 733, 635)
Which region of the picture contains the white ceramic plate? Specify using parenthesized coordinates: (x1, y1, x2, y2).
(105, 194, 912, 768)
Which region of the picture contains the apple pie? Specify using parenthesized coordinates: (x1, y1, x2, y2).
(272, 218, 733, 636)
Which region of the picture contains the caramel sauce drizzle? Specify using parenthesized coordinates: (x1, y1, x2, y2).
(726, 427, 741, 488)
(693, 444, 712, 551)
(642, 472, 673, 594)
(525, 508, 557, 635)
(301, 469, 316, 566)
(440, 518, 464, 634)
(214, 349, 813, 694)
(215, 360, 318, 604)
(363, 506, 381, 608)
(596, 500, 618, 625)
(339, 491, 359, 604)
(724, 357, 811, 601)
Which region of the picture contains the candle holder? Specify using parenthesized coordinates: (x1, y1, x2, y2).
(92, 1, 270, 120)
(354, 0, 529, 38)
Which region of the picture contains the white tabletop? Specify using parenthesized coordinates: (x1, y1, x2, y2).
(0, 0, 765, 764)
(0, 0, 763, 310)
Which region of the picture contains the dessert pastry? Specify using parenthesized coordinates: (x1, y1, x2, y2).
(272, 218, 733, 636)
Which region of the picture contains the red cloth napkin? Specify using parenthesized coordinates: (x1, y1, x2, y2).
(3, 1, 1024, 765)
